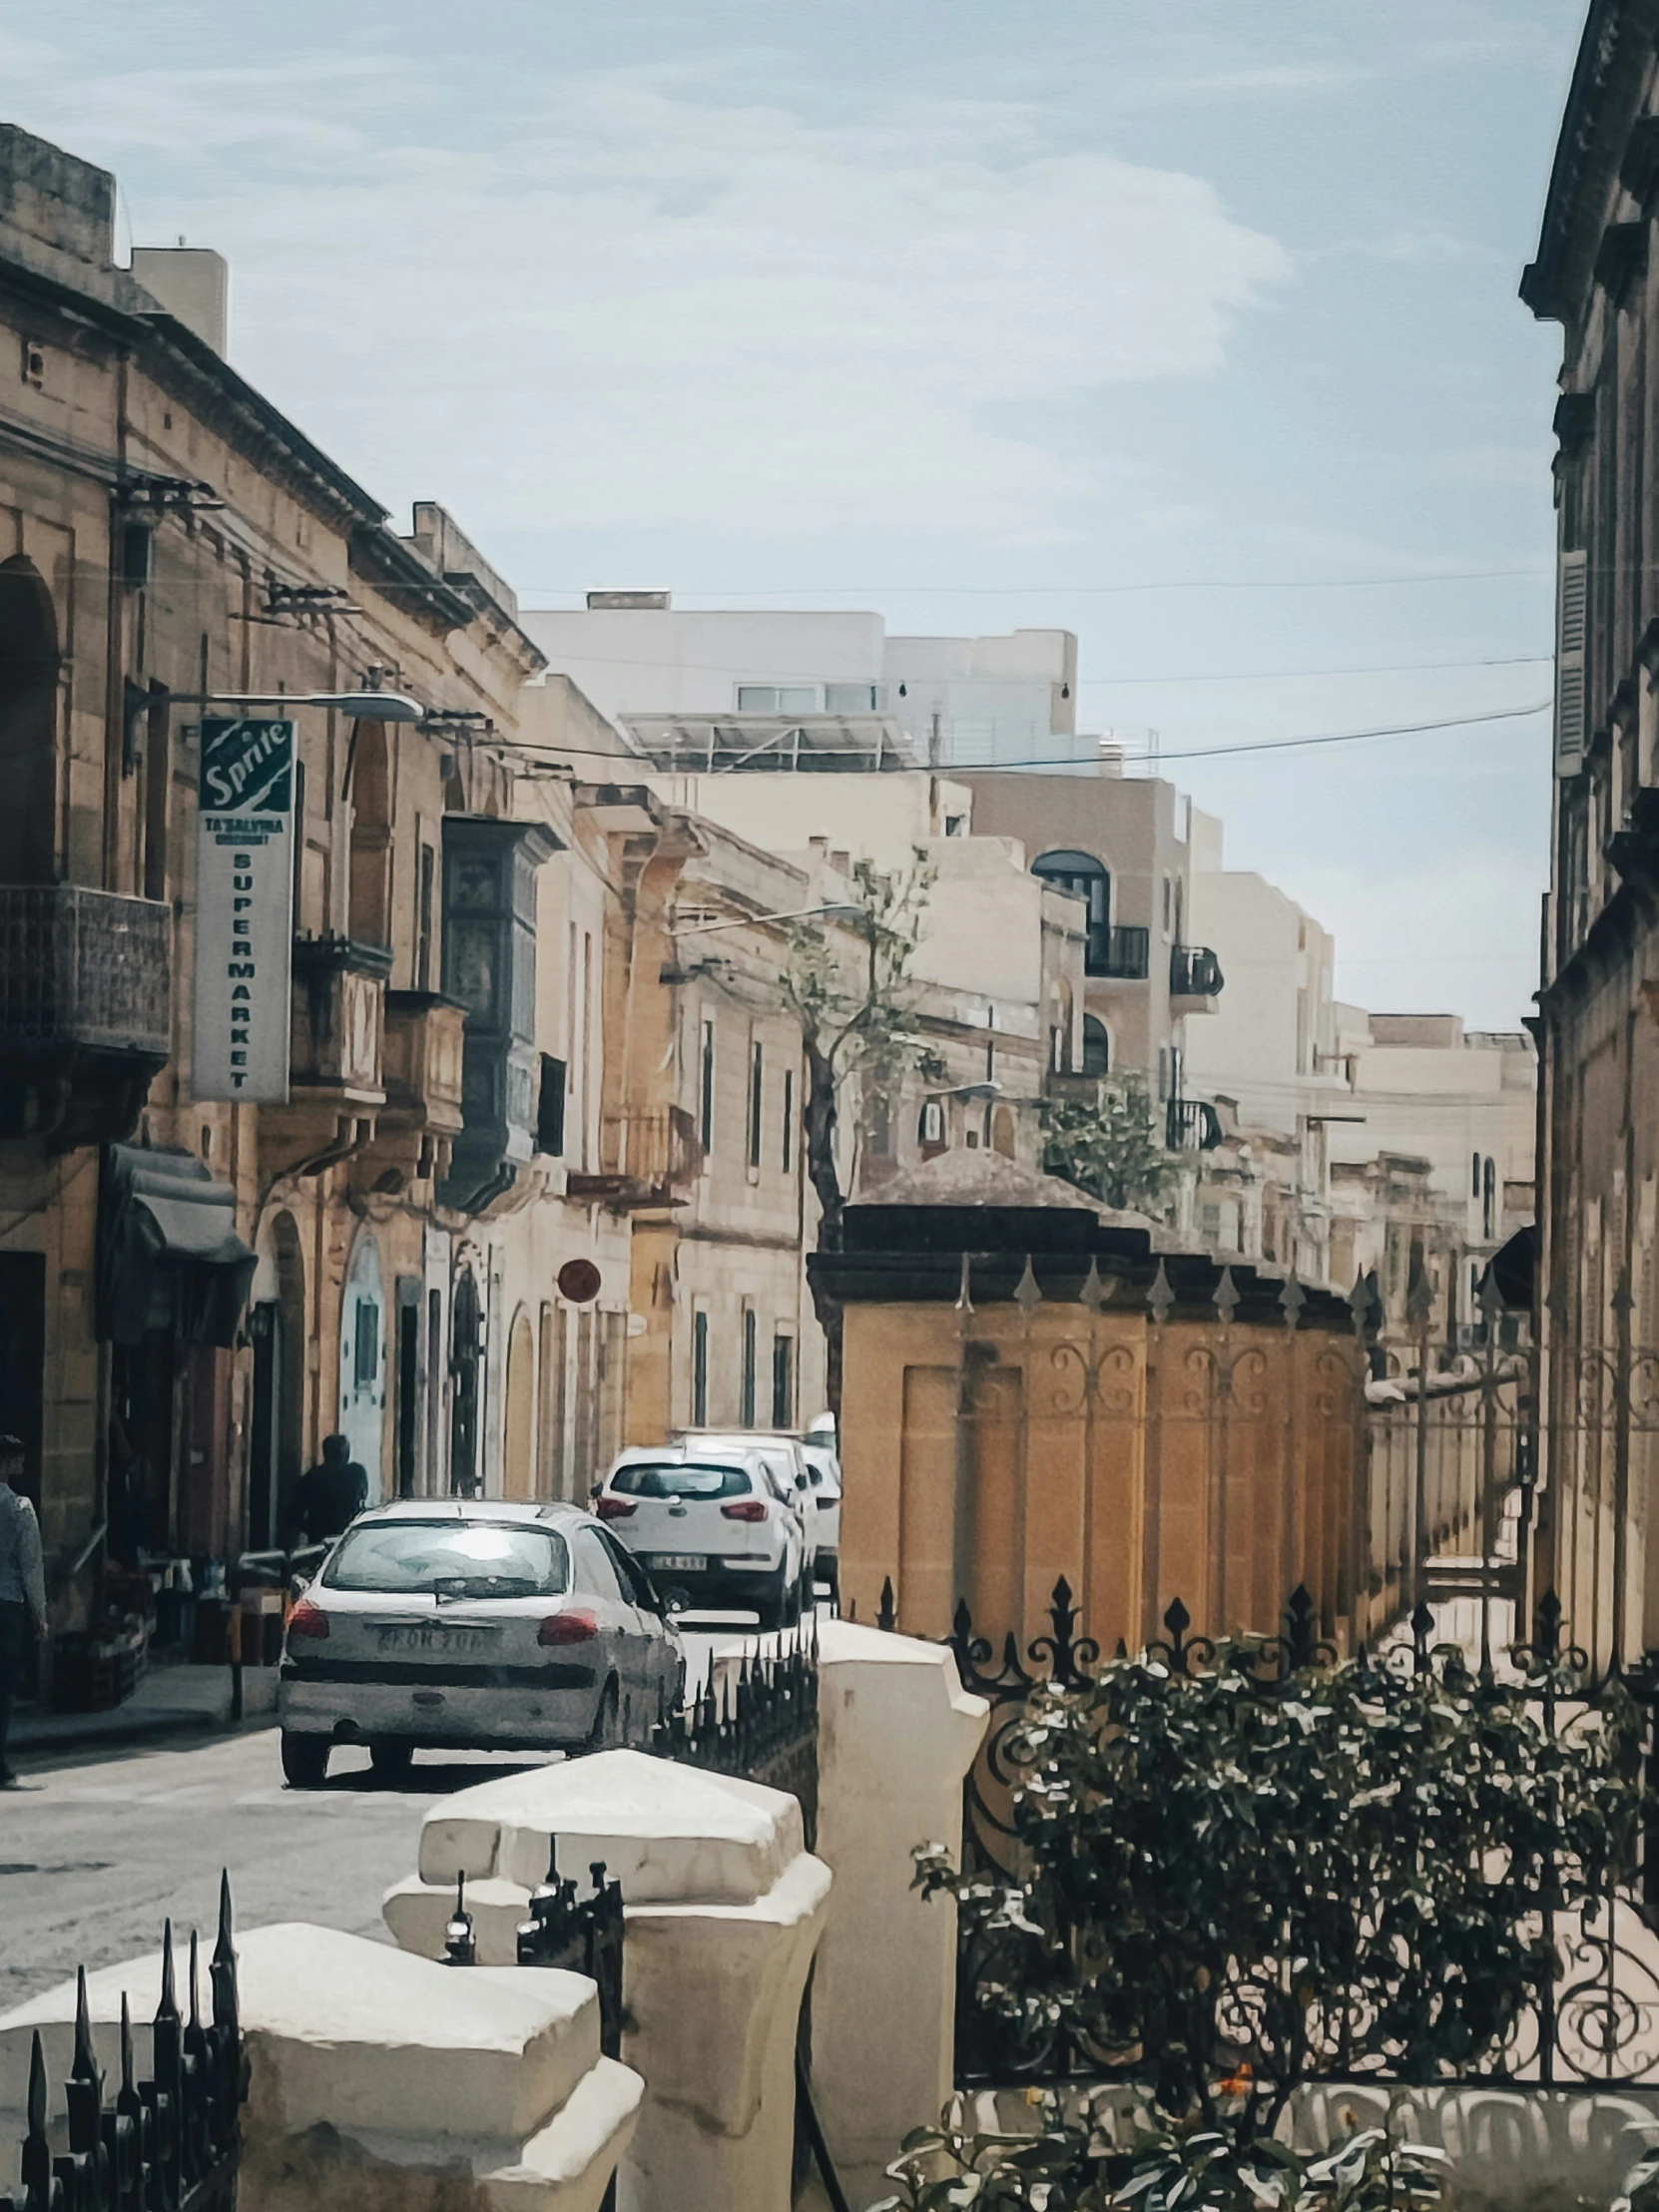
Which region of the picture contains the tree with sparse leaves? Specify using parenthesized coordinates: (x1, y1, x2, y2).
(779, 848, 941, 1412)
(1042, 1071, 1175, 1217)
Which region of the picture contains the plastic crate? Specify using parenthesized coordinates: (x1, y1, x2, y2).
(52, 1626, 147, 1713)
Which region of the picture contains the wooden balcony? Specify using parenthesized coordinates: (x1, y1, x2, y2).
(353, 989, 467, 1191)
(568, 1106, 703, 1209)
(0, 884, 171, 1147)
(257, 936, 389, 1181)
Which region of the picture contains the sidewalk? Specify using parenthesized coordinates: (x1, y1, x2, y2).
(11, 1661, 278, 1757)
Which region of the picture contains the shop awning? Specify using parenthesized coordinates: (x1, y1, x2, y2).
(98, 1143, 257, 1348)
(1485, 1221, 1536, 1313)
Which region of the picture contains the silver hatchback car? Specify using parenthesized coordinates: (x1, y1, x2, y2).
(276, 1498, 685, 1787)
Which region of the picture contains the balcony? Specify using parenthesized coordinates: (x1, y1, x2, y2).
(0, 884, 171, 1147)
(353, 989, 467, 1192)
(1170, 943, 1225, 1011)
(1085, 924, 1149, 981)
(568, 1107, 703, 1209)
(257, 936, 389, 1181)
(1166, 1097, 1224, 1153)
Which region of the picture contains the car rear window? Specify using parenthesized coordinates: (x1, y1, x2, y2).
(322, 1520, 570, 1597)
(609, 1461, 753, 1500)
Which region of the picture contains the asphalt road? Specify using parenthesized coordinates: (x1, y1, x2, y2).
(0, 1614, 771, 2011)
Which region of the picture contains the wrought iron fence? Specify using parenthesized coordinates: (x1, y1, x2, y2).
(652, 1617, 819, 1847)
(890, 1578, 1659, 2093)
(1, 1877, 245, 2212)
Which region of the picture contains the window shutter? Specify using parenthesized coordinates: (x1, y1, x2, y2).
(1554, 546, 1588, 778)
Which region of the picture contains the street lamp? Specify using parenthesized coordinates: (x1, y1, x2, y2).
(155, 687, 429, 722)
(667, 900, 861, 937)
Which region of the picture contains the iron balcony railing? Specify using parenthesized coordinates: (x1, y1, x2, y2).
(0, 884, 171, 1055)
(1086, 923, 1149, 980)
(1170, 942, 1225, 998)
(1166, 1095, 1223, 1151)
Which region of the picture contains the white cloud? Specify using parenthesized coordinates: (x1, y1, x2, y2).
(3, 51, 1288, 538)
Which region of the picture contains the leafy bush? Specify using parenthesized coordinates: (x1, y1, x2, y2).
(877, 2088, 1448, 2212)
(916, 1640, 1642, 2145)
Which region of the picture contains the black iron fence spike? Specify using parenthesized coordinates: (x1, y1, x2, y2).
(72, 1966, 97, 2086)
(158, 1924, 177, 2025)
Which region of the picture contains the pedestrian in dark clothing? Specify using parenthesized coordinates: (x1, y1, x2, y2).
(0, 1435, 47, 1788)
(288, 1435, 368, 1547)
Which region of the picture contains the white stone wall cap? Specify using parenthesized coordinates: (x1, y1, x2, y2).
(480, 2054, 644, 2210)
(416, 1748, 806, 1904)
(0, 1925, 601, 2145)
(383, 1873, 534, 1967)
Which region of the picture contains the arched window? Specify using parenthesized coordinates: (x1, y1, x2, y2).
(1081, 1014, 1110, 1078)
(1032, 849, 1109, 975)
(0, 555, 60, 884)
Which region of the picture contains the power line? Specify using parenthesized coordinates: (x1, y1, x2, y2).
(489, 699, 1551, 777)
(1082, 653, 1550, 689)
(520, 567, 1551, 600)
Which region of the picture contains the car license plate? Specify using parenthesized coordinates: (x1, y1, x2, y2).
(644, 1553, 706, 1573)
(375, 1625, 490, 1655)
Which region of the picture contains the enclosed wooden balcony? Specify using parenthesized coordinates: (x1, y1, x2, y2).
(257, 935, 389, 1181)
(0, 884, 171, 1147)
(353, 988, 467, 1191)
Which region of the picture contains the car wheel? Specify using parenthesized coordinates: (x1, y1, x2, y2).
(585, 1678, 623, 1753)
(757, 1579, 790, 1633)
(369, 1740, 414, 1781)
(280, 1732, 329, 1789)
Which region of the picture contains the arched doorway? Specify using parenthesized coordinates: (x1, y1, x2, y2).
(0, 555, 60, 883)
(503, 1308, 535, 1499)
(1081, 1015, 1111, 1078)
(1032, 849, 1109, 975)
(347, 721, 391, 946)
(338, 1230, 385, 1502)
(248, 1212, 306, 1550)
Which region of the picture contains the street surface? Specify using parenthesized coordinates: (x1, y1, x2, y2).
(0, 1614, 771, 2009)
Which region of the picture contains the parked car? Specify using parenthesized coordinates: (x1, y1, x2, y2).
(595, 1442, 808, 1627)
(276, 1498, 683, 1788)
(676, 1431, 821, 1599)
(798, 1438, 841, 1597)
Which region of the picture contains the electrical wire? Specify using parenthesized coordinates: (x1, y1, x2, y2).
(520, 567, 1552, 599)
(486, 699, 1551, 776)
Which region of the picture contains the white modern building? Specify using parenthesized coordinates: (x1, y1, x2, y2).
(518, 595, 1097, 771)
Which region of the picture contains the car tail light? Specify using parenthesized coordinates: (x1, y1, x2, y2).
(721, 1499, 768, 1523)
(539, 1610, 599, 1645)
(594, 1496, 637, 1520)
(285, 1600, 328, 1640)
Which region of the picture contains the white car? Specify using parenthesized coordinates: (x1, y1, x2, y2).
(276, 1498, 684, 1787)
(799, 1439, 841, 1595)
(596, 1443, 807, 1627)
(676, 1431, 821, 1597)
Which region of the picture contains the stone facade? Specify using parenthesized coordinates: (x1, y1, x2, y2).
(1521, 0, 1659, 1669)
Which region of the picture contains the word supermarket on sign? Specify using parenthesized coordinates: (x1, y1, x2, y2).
(193, 716, 295, 1102)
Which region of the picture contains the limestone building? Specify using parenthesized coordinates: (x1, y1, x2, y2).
(1520, 0, 1659, 1670)
(0, 125, 633, 1620)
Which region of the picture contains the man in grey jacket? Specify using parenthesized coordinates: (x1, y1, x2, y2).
(0, 1435, 47, 1788)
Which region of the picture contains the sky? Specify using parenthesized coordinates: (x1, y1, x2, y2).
(3, 2, 1586, 1029)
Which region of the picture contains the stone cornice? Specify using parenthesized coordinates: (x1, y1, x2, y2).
(1522, 0, 1659, 326)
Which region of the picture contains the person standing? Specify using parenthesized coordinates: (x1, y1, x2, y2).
(0, 1435, 47, 1789)
(287, 1434, 368, 1548)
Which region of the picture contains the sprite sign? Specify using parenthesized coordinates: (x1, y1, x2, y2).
(193, 717, 295, 1102)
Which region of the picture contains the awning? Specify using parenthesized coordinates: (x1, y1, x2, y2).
(98, 1143, 257, 1348)
(1485, 1221, 1536, 1313)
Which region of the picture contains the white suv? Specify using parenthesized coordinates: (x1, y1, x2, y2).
(595, 1443, 807, 1628)
(677, 1431, 820, 1599)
